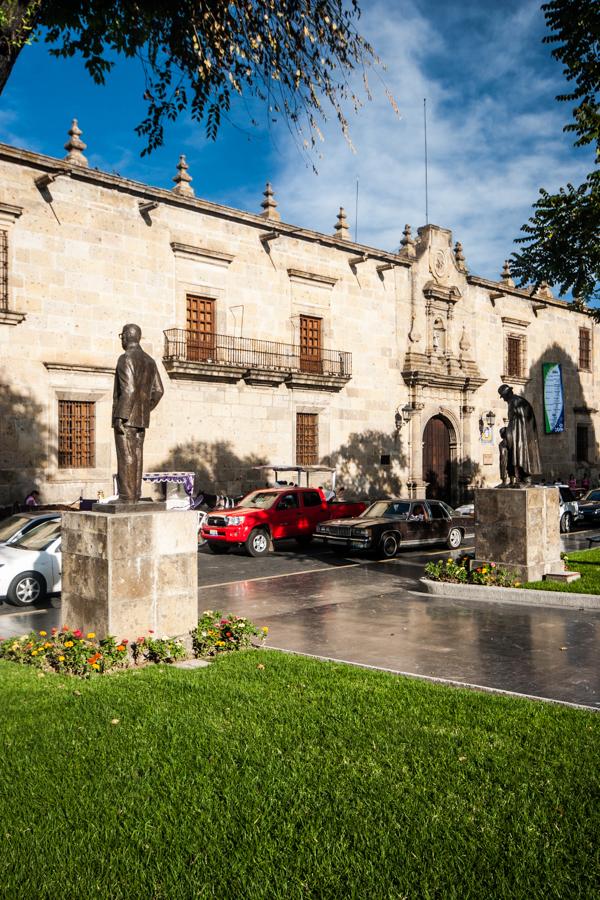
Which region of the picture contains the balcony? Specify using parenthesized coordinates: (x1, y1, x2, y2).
(163, 329, 352, 391)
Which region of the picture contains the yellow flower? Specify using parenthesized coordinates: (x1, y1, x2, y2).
(31, 650, 38, 656)
(44, 642, 52, 649)
(58, 655, 65, 662)
(64, 641, 74, 648)
(515, 582, 521, 587)
(87, 632, 96, 639)
(91, 663, 100, 670)
(216, 640, 225, 647)
(39, 631, 47, 637)
(262, 626, 269, 634)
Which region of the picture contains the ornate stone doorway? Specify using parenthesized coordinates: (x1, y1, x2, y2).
(423, 415, 453, 503)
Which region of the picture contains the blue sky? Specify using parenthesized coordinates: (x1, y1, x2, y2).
(0, 0, 592, 283)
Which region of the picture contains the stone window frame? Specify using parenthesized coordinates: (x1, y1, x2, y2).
(0, 201, 25, 326)
(502, 331, 528, 383)
(579, 327, 592, 372)
(51, 388, 110, 480)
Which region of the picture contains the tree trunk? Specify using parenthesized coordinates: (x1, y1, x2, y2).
(0, 1, 43, 95)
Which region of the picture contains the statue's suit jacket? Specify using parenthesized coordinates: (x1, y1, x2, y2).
(112, 345, 164, 428)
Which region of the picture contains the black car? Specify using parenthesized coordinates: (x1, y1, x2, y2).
(315, 498, 474, 558)
(575, 489, 600, 526)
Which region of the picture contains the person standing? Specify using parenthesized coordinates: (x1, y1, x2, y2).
(112, 324, 164, 503)
(24, 489, 40, 507)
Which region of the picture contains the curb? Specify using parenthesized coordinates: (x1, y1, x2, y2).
(420, 578, 600, 609)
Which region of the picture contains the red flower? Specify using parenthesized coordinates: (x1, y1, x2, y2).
(226, 631, 232, 637)
(149, 630, 154, 634)
(51, 628, 57, 635)
(73, 629, 83, 638)
(121, 639, 129, 645)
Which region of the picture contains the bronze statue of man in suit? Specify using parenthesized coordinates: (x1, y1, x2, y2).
(112, 324, 164, 503)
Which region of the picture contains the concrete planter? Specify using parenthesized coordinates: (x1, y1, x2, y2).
(420, 578, 600, 610)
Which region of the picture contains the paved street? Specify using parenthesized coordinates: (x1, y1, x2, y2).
(1, 533, 599, 709)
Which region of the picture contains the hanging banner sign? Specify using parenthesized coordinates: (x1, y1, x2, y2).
(542, 363, 565, 433)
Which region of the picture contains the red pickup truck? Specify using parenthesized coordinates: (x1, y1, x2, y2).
(201, 487, 366, 556)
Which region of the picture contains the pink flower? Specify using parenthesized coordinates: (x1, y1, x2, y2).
(73, 629, 83, 638)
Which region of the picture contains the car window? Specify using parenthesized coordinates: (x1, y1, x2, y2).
(559, 487, 575, 503)
(409, 503, 427, 521)
(583, 490, 600, 502)
(276, 493, 299, 510)
(383, 502, 410, 518)
(0, 515, 30, 542)
(13, 520, 61, 551)
(428, 503, 449, 520)
(303, 492, 322, 508)
(239, 491, 278, 510)
(440, 502, 456, 517)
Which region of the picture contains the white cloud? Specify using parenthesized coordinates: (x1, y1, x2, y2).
(269, 0, 590, 282)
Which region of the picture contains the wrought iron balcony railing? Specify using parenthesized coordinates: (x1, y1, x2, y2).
(163, 329, 352, 378)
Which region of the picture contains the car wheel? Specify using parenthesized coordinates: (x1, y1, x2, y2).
(447, 527, 463, 550)
(377, 533, 399, 559)
(7, 571, 45, 607)
(207, 542, 230, 554)
(245, 528, 270, 557)
(560, 512, 573, 533)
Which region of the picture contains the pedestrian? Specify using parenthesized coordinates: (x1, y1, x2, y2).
(24, 489, 40, 507)
(582, 471, 591, 492)
(568, 473, 577, 490)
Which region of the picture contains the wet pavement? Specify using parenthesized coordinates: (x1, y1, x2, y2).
(1, 533, 599, 709)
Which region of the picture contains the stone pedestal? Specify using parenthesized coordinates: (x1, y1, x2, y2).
(60, 510, 198, 639)
(474, 487, 562, 582)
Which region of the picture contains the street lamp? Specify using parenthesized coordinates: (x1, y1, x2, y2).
(485, 410, 496, 428)
(395, 404, 413, 430)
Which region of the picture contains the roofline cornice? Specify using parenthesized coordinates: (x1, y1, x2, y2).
(0, 142, 411, 267)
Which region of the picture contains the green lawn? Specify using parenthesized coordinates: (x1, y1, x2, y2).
(525, 548, 600, 593)
(1, 652, 598, 899)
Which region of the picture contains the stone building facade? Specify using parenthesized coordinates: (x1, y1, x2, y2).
(0, 125, 598, 505)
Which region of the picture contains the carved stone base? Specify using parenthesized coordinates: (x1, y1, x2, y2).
(474, 487, 562, 582)
(60, 509, 198, 639)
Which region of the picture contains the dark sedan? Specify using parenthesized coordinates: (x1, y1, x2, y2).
(315, 499, 474, 558)
(575, 489, 600, 526)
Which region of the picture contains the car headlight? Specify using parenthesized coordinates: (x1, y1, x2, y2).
(227, 516, 245, 526)
(351, 528, 365, 537)
(318, 526, 328, 534)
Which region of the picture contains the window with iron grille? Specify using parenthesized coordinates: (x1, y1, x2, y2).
(296, 413, 319, 465)
(58, 400, 95, 468)
(506, 335, 524, 378)
(186, 294, 216, 361)
(299, 315, 323, 374)
(579, 328, 591, 370)
(576, 424, 589, 462)
(0, 230, 7, 311)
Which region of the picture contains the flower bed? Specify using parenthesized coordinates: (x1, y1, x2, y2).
(425, 557, 518, 587)
(0, 611, 268, 678)
(191, 610, 268, 657)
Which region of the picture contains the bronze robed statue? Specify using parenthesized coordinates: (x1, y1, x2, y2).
(498, 384, 542, 485)
(112, 323, 164, 503)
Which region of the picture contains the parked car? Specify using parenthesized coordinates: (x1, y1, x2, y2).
(0, 519, 61, 607)
(0, 511, 61, 547)
(315, 498, 474, 557)
(201, 487, 366, 556)
(574, 488, 600, 528)
(556, 485, 579, 533)
(454, 503, 474, 516)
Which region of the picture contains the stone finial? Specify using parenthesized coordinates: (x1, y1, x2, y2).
(259, 182, 280, 221)
(399, 224, 416, 258)
(501, 259, 515, 287)
(172, 155, 194, 196)
(537, 281, 554, 300)
(334, 207, 350, 241)
(63, 118, 88, 167)
(454, 241, 467, 272)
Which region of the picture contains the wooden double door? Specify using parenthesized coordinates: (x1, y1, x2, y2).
(423, 415, 452, 503)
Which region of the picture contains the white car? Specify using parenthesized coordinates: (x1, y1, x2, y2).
(0, 519, 61, 607)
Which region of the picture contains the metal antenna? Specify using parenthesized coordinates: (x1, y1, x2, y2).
(423, 98, 429, 225)
(355, 176, 359, 243)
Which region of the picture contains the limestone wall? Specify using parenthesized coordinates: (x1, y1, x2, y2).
(0, 143, 597, 505)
